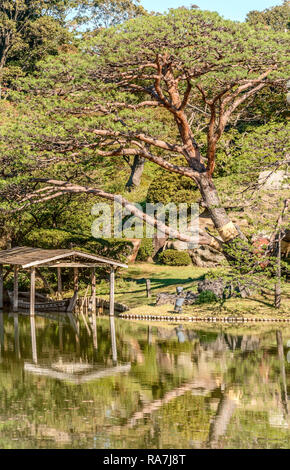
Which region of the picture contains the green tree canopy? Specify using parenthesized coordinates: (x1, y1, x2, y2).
(247, 1, 290, 31)
(0, 0, 145, 84)
(0, 7, 289, 251)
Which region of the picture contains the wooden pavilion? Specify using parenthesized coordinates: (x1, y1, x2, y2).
(0, 247, 128, 316)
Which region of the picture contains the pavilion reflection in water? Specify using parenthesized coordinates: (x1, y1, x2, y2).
(0, 310, 130, 384)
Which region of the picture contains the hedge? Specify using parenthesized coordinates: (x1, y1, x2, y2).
(158, 249, 192, 266)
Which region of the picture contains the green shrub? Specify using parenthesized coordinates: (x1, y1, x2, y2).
(136, 238, 154, 261)
(158, 249, 191, 266)
(147, 162, 199, 205)
(23, 229, 133, 263)
(5, 272, 31, 291)
(196, 290, 218, 304)
(24, 229, 73, 249)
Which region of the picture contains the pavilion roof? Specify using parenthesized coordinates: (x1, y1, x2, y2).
(0, 246, 128, 269)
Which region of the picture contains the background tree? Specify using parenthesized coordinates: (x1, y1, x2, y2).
(0, 8, 288, 261)
(0, 0, 78, 98)
(0, 1, 74, 69)
(0, 0, 145, 91)
(246, 1, 290, 32)
(75, 0, 146, 29)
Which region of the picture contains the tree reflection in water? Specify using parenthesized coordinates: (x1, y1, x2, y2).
(0, 313, 289, 449)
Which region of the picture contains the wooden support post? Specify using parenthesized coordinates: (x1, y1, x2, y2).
(146, 279, 151, 298)
(73, 267, 79, 296)
(92, 312, 98, 350)
(0, 265, 3, 310)
(30, 267, 36, 317)
(13, 266, 19, 312)
(79, 285, 91, 336)
(91, 268, 96, 315)
(66, 291, 78, 313)
(80, 284, 90, 313)
(57, 267, 62, 297)
(109, 267, 115, 317)
(91, 267, 97, 348)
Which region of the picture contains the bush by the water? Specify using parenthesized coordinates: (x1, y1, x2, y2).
(158, 250, 191, 266)
(136, 238, 154, 261)
(196, 290, 219, 304)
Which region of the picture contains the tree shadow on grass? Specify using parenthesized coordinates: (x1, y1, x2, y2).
(95, 272, 206, 297)
(116, 275, 205, 296)
(243, 296, 275, 309)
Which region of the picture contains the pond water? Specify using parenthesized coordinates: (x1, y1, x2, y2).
(0, 311, 289, 449)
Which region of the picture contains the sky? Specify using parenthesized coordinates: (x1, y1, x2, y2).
(140, 0, 283, 21)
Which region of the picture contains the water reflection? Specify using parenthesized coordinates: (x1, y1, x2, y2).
(91, 312, 98, 350)
(0, 312, 3, 362)
(175, 325, 186, 343)
(13, 313, 20, 360)
(59, 322, 63, 353)
(23, 312, 121, 380)
(277, 331, 288, 417)
(30, 315, 37, 364)
(207, 390, 239, 448)
(109, 316, 117, 365)
(0, 313, 289, 449)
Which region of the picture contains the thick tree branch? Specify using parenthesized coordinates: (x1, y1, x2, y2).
(179, 79, 192, 111)
(10, 179, 221, 250)
(67, 101, 161, 115)
(92, 129, 184, 154)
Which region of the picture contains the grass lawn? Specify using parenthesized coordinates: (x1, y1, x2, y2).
(85, 263, 208, 307)
(91, 262, 290, 320)
(116, 263, 209, 307)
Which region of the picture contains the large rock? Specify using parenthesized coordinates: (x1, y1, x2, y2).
(165, 240, 190, 251)
(189, 245, 225, 268)
(153, 234, 168, 258)
(155, 293, 177, 306)
(155, 278, 255, 307)
(198, 278, 254, 299)
(156, 291, 198, 306)
(198, 279, 225, 298)
(258, 170, 289, 190)
(126, 239, 142, 263)
(183, 291, 198, 305)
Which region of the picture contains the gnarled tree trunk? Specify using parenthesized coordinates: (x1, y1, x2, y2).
(125, 155, 145, 191)
(198, 174, 239, 240)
